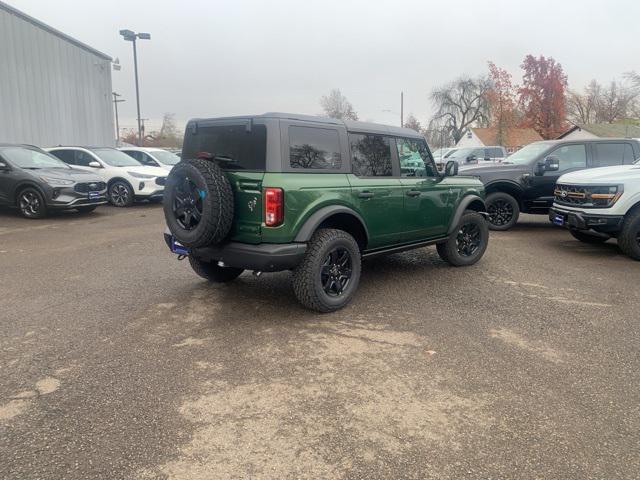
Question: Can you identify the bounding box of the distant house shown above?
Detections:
[558,123,640,140]
[455,127,543,153]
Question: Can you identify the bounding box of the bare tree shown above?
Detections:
[320,89,359,120]
[403,114,422,132]
[567,79,639,125]
[429,76,491,144]
[567,80,600,124]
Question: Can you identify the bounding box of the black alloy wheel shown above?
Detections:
[487,199,514,227]
[110,183,131,207]
[19,189,44,218]
[320,247,353,297]
[456,222,482,257]
[172,176,204,231]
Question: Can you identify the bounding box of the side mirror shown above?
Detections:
[466,154,477,164]
[544,156,560,172]
[0,160,9,171]
[88,161,101,168]
[444,160,458,176]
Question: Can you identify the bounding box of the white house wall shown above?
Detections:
[0,4,115,147]
[455,130,484,148]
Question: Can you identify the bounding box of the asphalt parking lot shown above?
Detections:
[1,205,638,479]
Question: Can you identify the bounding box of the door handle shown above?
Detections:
[358,191,374,199]
[406,190,421,197]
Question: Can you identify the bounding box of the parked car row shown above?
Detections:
[0,144,180,217]
[434,146,508,171]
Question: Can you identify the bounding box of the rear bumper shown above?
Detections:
[164,232,307,272]
[549,207,624,232]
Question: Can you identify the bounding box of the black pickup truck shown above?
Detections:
[459,138,640,230]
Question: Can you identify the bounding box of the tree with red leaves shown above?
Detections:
[518,55,568,139]
[486,62,518,145]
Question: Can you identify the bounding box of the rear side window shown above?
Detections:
[350,133,392,177]
[289,126,342,170]
[593,143,634,167]
[50,149,75,164]
[183,124,267,170]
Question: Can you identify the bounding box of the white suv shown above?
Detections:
[47,147,167,207]
[119,147,180,172]
[550,162,640,260]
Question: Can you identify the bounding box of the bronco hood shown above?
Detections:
[558,165,640,184]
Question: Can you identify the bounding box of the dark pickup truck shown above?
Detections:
[459,138,640,230]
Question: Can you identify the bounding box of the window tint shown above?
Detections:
[75,151,96,167]
[289,126,342,170]
[139,153,157,166]
[50,149,75,165]
[350,133,392,176]
[593,143,634,167]
[123,150,142,162]
[548,144,587,172]
[396,137,438,177]
[182,124,267,170]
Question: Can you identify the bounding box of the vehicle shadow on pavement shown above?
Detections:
[553,239,626,259]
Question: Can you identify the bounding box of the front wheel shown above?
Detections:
[618,209,640,260]
[18,188,47,219]
[569,229,609,244]
[486,192,520,231]
[292,229,361,313]
[437,211,489,266]
[188,255,244,282]
[109,181,134,207]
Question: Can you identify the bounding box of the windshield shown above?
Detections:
[443,148,459,158]
[1,147,70,169]
[93,148,142,167]
[503,142,553,165]
[151,150,180,165]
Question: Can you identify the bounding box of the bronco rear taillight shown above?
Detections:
[264,188,284,227]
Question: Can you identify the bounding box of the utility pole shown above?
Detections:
[400,91,404,128]
[119,29,151,146]
[112,92,125,145]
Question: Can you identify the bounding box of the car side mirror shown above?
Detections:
[88,161,101,168]
[0,160,9,171]
[445,160,458,176]
[544,156,559,171]
[466,154,477,163]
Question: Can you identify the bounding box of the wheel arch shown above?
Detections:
[447,194,487,235]
[108,177,134,191]
[484,180,524,206]
[13,181,47,206]
[294,206,369,250]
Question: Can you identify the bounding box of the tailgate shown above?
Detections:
[226,171,264,244]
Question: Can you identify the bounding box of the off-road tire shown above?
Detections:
[437,211,489,266]
[618,209,640,260]
[292,229,361,313]
[188,255,244,282]
[486,192,520,231]
[164,158,234,248]
[108,180,134,207]
[17,187,47,219]
[569,229,610,244]
[76,205,98,214]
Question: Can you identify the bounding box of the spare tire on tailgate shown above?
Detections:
[163,158,234,248]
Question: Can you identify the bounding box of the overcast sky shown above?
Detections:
[8,0,640,130]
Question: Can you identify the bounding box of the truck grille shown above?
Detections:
[554,184,588,206]
[554,184,622,208]
[75,182,106,193]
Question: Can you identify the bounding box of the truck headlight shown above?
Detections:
[587,185,623,207]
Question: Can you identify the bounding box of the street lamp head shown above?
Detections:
[119,29,136,41]
[137,33,151,40]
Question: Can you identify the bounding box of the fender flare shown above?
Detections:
[484,179,525,195]
[294,205,370,243]
[447,194,487,234]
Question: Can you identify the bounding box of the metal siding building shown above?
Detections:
[0,1,115,147]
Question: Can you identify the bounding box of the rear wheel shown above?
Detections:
[437,211,489,266]
[486,192,520,231]
[569,229,609,244]
[292,229,361,313]
[188,255,244,282]
[17,188,47,219]
[618,209,640,260]
[109,181,134,207]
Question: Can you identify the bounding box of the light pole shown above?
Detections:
[119,29,150,146]
[112,92,125,145]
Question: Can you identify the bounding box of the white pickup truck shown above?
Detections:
[549,162,640,260]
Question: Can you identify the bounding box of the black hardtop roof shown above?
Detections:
[187,112,425,138]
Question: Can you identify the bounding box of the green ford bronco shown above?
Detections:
[163,113,489,312]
